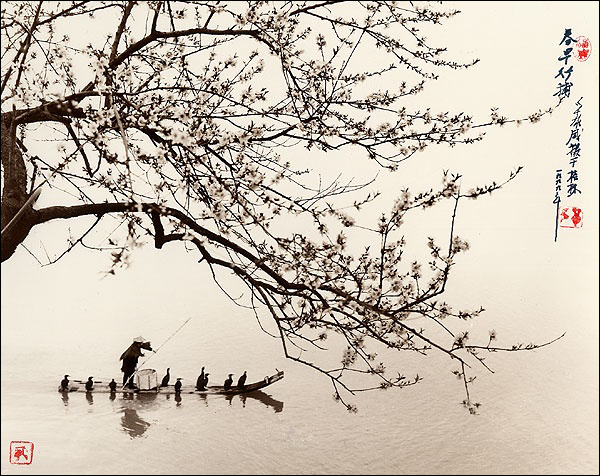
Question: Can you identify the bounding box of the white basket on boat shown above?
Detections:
[136,369,158,390]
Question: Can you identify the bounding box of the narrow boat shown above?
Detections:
[59,369,284,395]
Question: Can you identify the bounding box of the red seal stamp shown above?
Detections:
[559,206,583,228]
[9,441,34,465]
[575,36,591,62]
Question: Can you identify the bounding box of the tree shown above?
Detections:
[1,1,561,412]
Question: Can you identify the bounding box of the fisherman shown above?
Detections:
[224,373,234,391]
[60,374,70,391]
[109,379,117,392]
[85,376,94,391]
[196,367,205,390]
[120,336,153,388]
[237,371,247,389]
[160,368,171,387]
[174,378,183,393]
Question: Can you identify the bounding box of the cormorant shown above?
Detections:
[174,378,182,393]
[224,373,234,391]
[60,374,70,391]
[85,376,94,391]
[237,371,247,389]
[202,373,210,390]
[196,367,205,390]
[109,379,117,392]
[160,368,170,387]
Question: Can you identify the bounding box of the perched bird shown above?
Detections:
[237,371,247,389]
[160,368,170,387]
[202,373,210,390]
[109,379,117,392]
[224,373,234,391]
[196,367,205,390]
[174,378,183,393]
[85,376,94,391]
[60,374,70,391]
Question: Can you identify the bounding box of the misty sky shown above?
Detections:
[1,1,598,391]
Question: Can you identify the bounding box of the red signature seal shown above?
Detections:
[559,207,583,228]
[575,36,591,62]
[9,441,34,465]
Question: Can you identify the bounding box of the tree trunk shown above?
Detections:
[1,114,35,262]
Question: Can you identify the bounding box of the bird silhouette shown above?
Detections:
[174,378,182,393]
[160,368,170,387]
[224,373,234,391]
[237,371,247,389]
[196,367,205,390]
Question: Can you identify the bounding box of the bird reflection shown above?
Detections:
[175,393,182,407]
[85,391,94,405]
[197,393,208,407]
[60,390,69,406]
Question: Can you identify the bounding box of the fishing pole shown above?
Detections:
[121,316,192,390]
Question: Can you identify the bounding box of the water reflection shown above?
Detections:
[198,393,208,407]
[133,392,161,409]
[243,391,284,413]
[222,391,284,412]
[58,387,283,439]
[60,390,69,406]
[121,406,151,438]
[120,393,153,439]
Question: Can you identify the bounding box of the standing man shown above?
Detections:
[120,336,153,388]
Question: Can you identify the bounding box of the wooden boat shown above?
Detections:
[59,370,284,395]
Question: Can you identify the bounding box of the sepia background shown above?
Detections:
[2,2,598,474]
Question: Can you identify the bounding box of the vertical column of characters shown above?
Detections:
[552,28,591,240]
[560,98,583,230]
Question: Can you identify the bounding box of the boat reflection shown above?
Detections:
[224,390,283,412]
[59,387,283,432]
[242,390,284,413]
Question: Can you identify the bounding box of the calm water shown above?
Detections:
[1,226,598,475]
[1,298,598,475]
